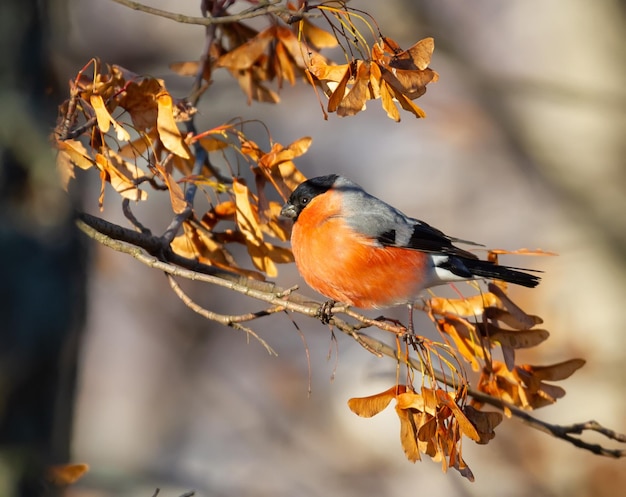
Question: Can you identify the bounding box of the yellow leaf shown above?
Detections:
[90,94,112,133]
[156,92,191,159]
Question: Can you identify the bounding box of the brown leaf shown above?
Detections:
[484,307,543,330]
[217,27,274,70]
[118,77,163,130]
[155,164,186,214]
[379,78,400,121]
[301,19,338,49]
[327,61,353,113]
[233,179,278,276]
[90,93,130,141]
[46,463,89,486]
[435,389,480,442]
[436,316,485,371]
[347,385,401,418]
[486,324,550,349]
[307,54,351,83]
[156,92,191,159]
[171,222,265,280]
[95,153,148,202]
[56,139,95,189]
[396,405,422,462]
[388,37,435,71]
[462,405,502,444]
[488,283,542,330]
[338,61,371,116]
[519,359,586,382]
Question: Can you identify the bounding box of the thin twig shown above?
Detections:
[109,0,288,26]
[166,273,278,354]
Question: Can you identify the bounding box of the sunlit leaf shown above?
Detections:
[156,92,191,159]
[430,293,501,318]
[301,19,338,49]
[347,386,400,418]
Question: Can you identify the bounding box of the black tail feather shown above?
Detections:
[462,258,541,288]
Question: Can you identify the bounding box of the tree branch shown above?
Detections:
[109,0,289,26]
[76,212,626,459]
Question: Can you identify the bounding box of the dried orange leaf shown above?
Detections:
[437,317,484,371]
[347,386,399,418]
[327,61,352,113]
[307,54,350,83]
[46,463,89,486]
[56,139,94,171]
[430,293,501,317]
[489,248,558,257]
[435,390,480,442]
[338,61,370,117]
[233,179,278,276]
[217,28,274,70]
[155,164,186,214]
[95,153,147,201]
[90,94,130,141]
[156,92,191,159]
[301,19,338,49]
[396,406,421,462]
[388,37,435,71]
[380,79,400,121]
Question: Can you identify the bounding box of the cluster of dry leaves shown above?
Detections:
[52,0,589,484]
[348,273,584,480]
[172,2,438,120]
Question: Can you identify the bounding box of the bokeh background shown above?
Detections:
[2,0,625,496]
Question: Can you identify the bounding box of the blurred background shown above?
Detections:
[1,0,625,496]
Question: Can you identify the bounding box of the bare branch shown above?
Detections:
[76,213,626,459]
[166,273,278,355]
[109,0,289,26]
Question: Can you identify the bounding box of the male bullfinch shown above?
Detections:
[280,174,539,309]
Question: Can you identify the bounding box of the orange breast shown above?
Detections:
[291,192,429,309]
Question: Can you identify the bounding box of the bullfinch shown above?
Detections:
[280,174,539,309]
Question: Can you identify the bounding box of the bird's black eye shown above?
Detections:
[301,196,310,205]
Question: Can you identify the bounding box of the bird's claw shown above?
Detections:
[317,300,336,324]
